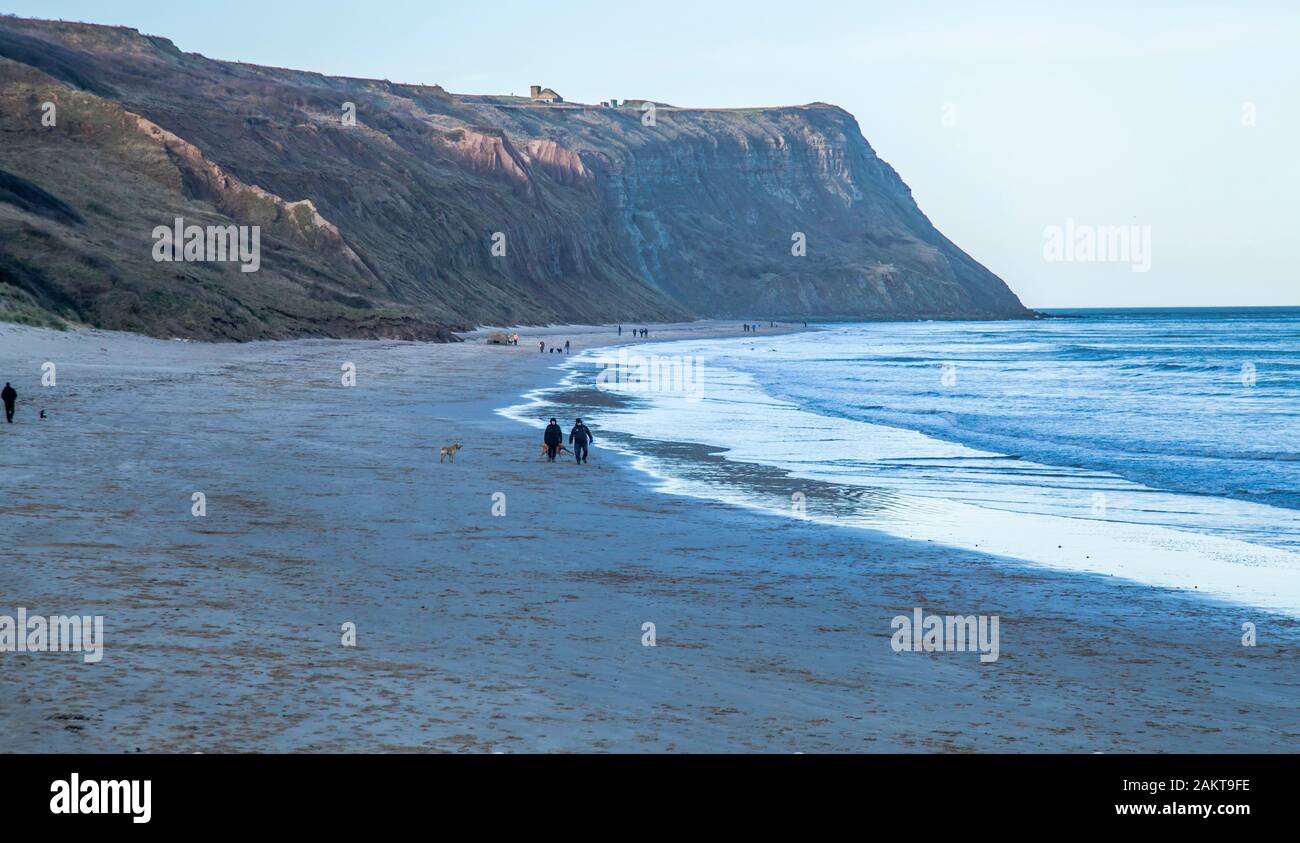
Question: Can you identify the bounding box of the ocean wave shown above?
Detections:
[517,328,1300,616]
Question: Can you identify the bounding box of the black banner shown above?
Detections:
[6,754,1285,829]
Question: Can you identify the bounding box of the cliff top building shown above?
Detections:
[529,85,563,103]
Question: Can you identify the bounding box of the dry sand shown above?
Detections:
[0,319,1296,752]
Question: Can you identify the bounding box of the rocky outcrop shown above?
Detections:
[0,16,1028,340]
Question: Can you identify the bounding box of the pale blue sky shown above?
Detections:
[7,0,1297,307]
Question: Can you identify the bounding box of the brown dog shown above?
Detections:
[440,443,463,463]
[540,442,569,459]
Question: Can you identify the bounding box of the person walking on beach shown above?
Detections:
[565,340,570,353]
[569,418,594,464]
[539,341,545,353]
[544,418,563,462]
[618,324,622,336]
[1,382,15,423]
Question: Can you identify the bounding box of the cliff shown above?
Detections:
[0,16,1029,340]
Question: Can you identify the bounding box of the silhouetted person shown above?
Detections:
[539,341,545,353]
[569,418,594,464]
[1,382,14,423]
[565,340,570,353]
[618,325,622,336]
[544,418,563,461]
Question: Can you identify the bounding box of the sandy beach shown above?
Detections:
[1,319,1297,753]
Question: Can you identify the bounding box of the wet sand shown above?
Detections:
[0,320,1296,752]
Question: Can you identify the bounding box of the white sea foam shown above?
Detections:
[503,334,1300,617]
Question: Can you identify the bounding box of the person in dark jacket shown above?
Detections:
[1,382,15,423]
[543,418,563,461]
[568,418,594,464]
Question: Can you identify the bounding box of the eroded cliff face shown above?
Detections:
[578,106,1026,319]
[0,16,1027,340]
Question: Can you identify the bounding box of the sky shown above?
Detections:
[6,0,1297,308]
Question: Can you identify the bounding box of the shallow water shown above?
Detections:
[517,309,1300,615]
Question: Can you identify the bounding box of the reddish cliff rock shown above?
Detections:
[0,17,1027,340]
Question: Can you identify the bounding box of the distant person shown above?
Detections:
[569,418,594,464]
[1,382,14,423]
[565,340,570,353]
[539,341,545,353]
[618,325,622,336]
[544,418,563,461]
[743,323,749,332]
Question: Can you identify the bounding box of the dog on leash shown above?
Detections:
[540,442,570,459]
[439,442,463,463]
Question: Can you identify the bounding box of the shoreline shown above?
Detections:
[1,320,1297,752]
[534,333,1300,617]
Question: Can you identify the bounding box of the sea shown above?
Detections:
[506,308,1300,616]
